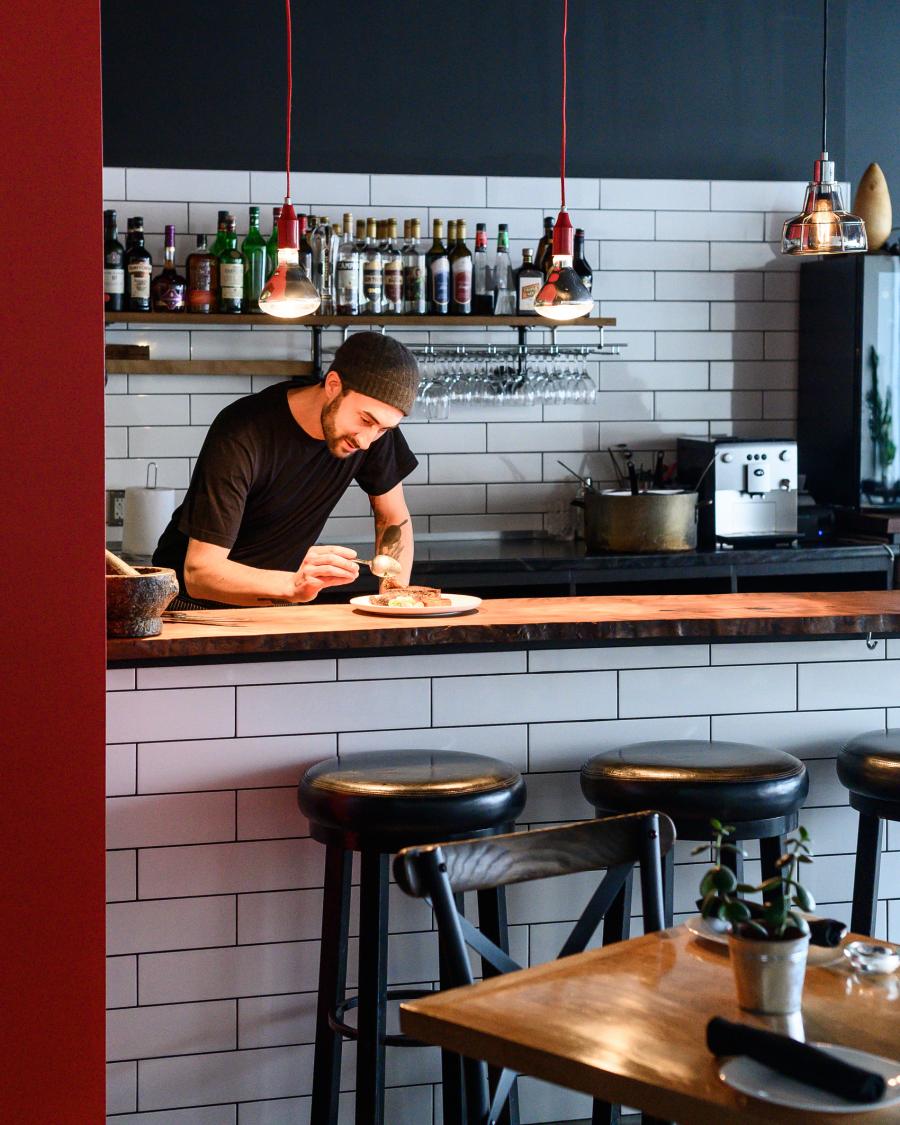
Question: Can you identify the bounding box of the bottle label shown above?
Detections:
[363,262,383,298]
[384,260,403,302]
[156,282,185,311]
[518,277,541,311]
[128,262,151,299]
[336,260,359,295]
[104,268,124,295]
[220,262,243,299]
[452,259,473,304]
[189,259,215,294]
[403,263,425,305]
[430,258,450,307]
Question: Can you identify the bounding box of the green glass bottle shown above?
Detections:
[218,215,244,314]
[209,210,229,259]
[242,206,267,312]
[266,206,282,279]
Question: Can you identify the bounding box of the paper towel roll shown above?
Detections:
[122,487,176,558]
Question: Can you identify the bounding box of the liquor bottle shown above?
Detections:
[446,219,458,258]
[151,224,187,312]
[449,219,473,315]
[472,223,494,314]
[298,215,314,282]
[355,219,367,255]
[426,219,450,315]
[573,227,593,294]
[535,216,555,277]
[335,212,360,315]
[266,206,282,278]
[403,218,427,315]
[515,248,543,314]
[362,217,384,315]
[493,224,516,315]
[103,209,125,311]
[312,216,338,315]
[124,217,153,312]
[209,210,229,259]
[401,219,412,256]
[383,218,403,314]
[186,234,218,314]
[242,206,268,313]
[218,215,244,313]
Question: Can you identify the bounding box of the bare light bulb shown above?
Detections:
[258,199,321,318]
[781,154,867,255]
[534,207,594,321]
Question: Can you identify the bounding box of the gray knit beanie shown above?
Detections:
[330,332,420,415]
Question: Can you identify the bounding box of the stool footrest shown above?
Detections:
[331,988,432,1048]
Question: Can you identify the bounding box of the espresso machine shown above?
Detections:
[677,437,799,549]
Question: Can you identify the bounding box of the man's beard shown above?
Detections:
[320,396,359,458]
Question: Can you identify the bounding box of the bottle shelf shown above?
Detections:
[104,312,615,328]
[105,359,315,376]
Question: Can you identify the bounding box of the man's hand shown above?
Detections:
[290,544,359,603]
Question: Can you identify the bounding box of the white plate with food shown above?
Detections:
[350,590,482,617]
[684,914,846,967]
[719,1043,900,1113]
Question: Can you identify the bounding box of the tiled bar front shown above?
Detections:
[106,639,900,1124]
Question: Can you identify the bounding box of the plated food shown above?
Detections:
[368,578,451,609]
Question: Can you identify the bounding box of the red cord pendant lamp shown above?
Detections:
[259,0,320,317]
[534,0,594,321]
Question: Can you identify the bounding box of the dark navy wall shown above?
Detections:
[102,0,898,191]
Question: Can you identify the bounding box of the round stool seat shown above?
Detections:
[581,740,808,825]
[838,730,900,802]
[299,749,526,848]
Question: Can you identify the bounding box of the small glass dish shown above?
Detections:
[843,940,900,975]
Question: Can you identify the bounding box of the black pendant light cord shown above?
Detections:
[822,0,828,154]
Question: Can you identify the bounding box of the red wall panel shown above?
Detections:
[1,1,106,1120]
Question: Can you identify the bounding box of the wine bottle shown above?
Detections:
[573,227,593,294]
[446,219,458,258]
[403,218,427,315]
[218,214,244,314]
[186,234,218,314]
[493,223,516,315]
[535,215,555,277]
[336,212,360,315]
[426,219,450,315]
[103,209,125,311]
[362,217,384,315]
[383,218,403,314]
[209,210,229,259]
[151,224,187,312]
[472,222,494,314]
[515,248,543,315]
[266,206,282,278]
[124,217,153,313]
[449,219,473,315]
[241,206,267,313]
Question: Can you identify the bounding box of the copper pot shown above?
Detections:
[576,489,699,553]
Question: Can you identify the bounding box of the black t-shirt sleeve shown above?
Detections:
[176,417,254,549]
[354,426,418,496]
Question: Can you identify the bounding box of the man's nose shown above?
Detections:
[354,432,373,450]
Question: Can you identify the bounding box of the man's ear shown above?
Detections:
[323,369,343,399]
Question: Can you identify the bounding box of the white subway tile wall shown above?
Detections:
[104,168,802,544]
[106,640,900,1122]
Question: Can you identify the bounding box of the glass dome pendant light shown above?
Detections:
[259,0,320,318]
[781,0,867,255]
[534,0,594,321]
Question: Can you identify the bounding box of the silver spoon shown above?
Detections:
[356,553,403,578]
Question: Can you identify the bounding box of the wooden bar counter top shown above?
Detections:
[107,590,900,664]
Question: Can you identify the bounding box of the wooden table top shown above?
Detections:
[107,589,900,663]
[400,926,900,1124]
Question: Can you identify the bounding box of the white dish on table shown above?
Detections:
[349,593,482,618]
[684,914,845,967]
[719,1042,900,1113]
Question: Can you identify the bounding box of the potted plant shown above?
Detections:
[695,819,815,1015]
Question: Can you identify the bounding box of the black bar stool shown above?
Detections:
[298,749,526,1125]
[580,740,808,928]
[837,730,900,935]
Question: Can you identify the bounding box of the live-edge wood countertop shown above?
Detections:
[107,590,900,665]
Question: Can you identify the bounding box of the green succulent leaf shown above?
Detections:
[691,843,710,856]
[710,866,737,893]
[735,883,757,894]
[699,870,718,896]
[723,900,751,923]
[709,818,723,832]
[758,876,783,892]
[798,826,810,842]
[789,911,811,936]
[741,921,770,939]
[798,854,813,863]
[793,885,816,912]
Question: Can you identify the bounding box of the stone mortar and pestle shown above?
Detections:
[106,549,179,637]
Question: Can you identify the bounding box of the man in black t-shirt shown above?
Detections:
[153,332,420,607]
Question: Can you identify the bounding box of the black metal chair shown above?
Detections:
[837,730,900,935]
[580,740,809,928]
[394,810,677,1125]
[298,749,526,1125]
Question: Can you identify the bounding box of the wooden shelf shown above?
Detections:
[104,312,615,328]
[105,359,314,376]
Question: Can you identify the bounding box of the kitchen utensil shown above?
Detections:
[105,548,141,577]
[652,450,666,488]
[556,459,595,490]
[107,565,179,637]
[357,554,403,578]
[574,489,699,553]
[626,460,639,496]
